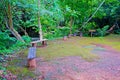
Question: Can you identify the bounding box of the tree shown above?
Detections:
[7,1,24,42]
[80,0,105,30]
[2,0,24,42]
[38,0,43,40]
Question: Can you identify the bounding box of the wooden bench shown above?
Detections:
[27,39,47,69]
[31,39,48,47]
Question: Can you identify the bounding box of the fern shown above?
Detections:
[97,25,109,37]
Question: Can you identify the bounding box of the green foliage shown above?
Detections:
[0,0,120,54]
[72,25,79,34]
[22,36,31,44]
[7,66,35,79]
[0,31,31,55]
[83,22,97,31]
[59,27,70,36]
[44,28,62,40]
[97,25,109,37]
[52,28,63,38]
[0,31,16,54]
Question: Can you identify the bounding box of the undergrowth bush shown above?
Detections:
[59,27,70,36]
[97,25,109,37]
[0,32,31,55]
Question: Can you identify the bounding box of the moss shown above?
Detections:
[8,59,21,65]
[6,35,120,79]
[35,37,99,61]
[6,57,36,79]
[6,66,35,79]
[32,35,120,61]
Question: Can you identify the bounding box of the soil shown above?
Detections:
[35,44,120,80]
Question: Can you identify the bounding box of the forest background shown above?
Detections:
[0,0,120,55]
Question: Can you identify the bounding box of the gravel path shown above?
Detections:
[36,44,120,80]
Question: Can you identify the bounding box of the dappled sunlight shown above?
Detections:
[36,37,98,61]
[32,35,120,61]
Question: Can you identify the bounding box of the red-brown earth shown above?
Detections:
[36,44,120,80]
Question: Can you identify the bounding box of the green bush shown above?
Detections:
[44,32,54,40]
[44,27,70,40]
[44,30,62,40]
[97,25,109,37]
[72,25,79,34]
[83,22,97,31]
[22,36,31,44]
[59,27,70,36]
[0,31,31,55]
[0,31,16,55]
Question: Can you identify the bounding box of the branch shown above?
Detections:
[17,26,28,36]
[4,18,16,37]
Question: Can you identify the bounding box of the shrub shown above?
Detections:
[59,27,70,36]
[97,25,109,37]
[0,31,31,55]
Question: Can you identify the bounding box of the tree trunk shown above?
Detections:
[18,26,28,36]
[8,2,24,42]
[38,0,43,40]
[69,17,73,35]
[4,18,17,36]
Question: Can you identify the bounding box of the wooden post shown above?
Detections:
[80,32,83,37]
[89,30,96,37]
[27,43,37,70]
[69,17,73,37]
[42,40,47,46]
[63,36,67,41]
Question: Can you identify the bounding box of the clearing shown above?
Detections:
[6,35,120,80]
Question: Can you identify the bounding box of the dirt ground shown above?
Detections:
[35,39,120,80]
[4,35,120,80]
